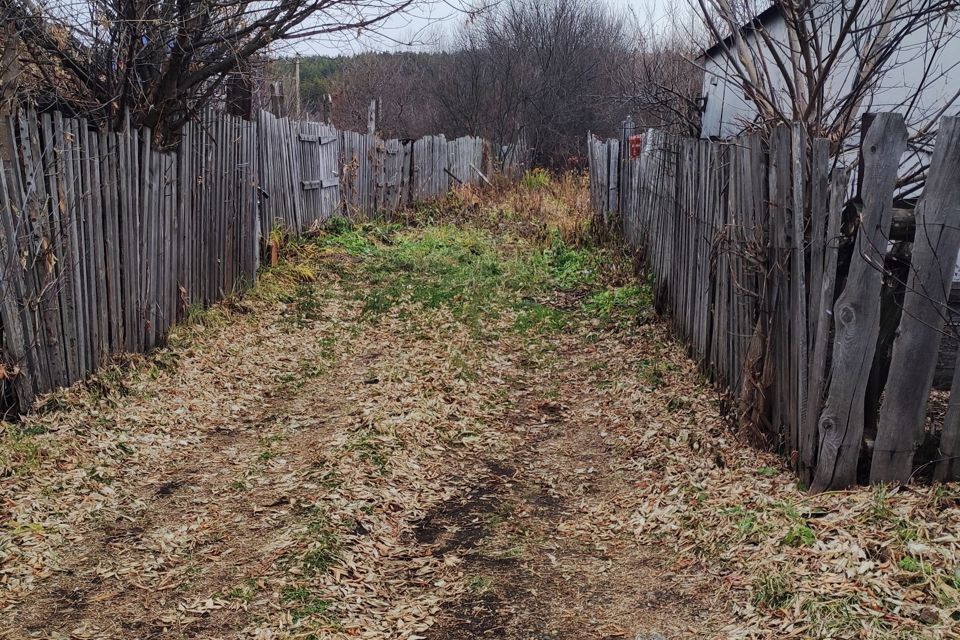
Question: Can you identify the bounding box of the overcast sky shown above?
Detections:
[287,0,677,58]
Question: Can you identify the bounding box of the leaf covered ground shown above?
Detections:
[0,178,958,639]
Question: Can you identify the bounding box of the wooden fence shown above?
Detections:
[0,108,519,414]
[589,113,960,488]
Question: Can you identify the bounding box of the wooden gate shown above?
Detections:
[298,121,339,226]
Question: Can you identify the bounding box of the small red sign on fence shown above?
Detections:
[628,134,643,159]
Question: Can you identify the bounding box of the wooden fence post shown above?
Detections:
[803,164,848,486]
[870,116,960,484]
[791,124,808,473]
[811,113,907,492]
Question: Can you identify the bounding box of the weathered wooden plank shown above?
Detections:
[0,158,37,406]
[67,117,92,375]
[39,112,70,387]
[870,117,960,484]
[4,113,47,396]
[790,124,808,475]
[98,130,122,354]
[937,349,960,481]
[800,138,831,482]
[127,120,143,352]
[74,118,100,370]
[803,167,848,486]
[767,125,792,451]
[812,113,907,492]
[9,113,51,395]
[83,124,107,365]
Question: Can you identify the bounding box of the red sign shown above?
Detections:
[629,134,643,159]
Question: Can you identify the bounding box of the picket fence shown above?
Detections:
[589,113,960,488]
[0,108,522,414]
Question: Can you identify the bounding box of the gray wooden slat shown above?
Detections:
[812,113,908,492]
[6,112,49,395]
[800,139,831,483]
[790,124,809,476]
[39,112,69,387]
[97,131,121,354]
[870,117,960,483]
[0,158,37,406]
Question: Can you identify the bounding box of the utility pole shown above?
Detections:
[367,98,377,135]
[293,56,301,116]
[322,94,332,124]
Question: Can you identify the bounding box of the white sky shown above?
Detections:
[286,0,676,58]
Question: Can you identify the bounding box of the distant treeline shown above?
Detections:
[277,0,702,167]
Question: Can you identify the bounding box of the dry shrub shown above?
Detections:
[398,171,595,250]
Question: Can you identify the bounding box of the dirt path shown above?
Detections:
[0,217,723,639]
[2,203,957,640]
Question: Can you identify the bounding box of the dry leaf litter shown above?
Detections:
[0,182,956,640]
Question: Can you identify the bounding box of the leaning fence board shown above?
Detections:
[803,167,848,485]
[0,159,36,406]
[811,114,908,492]
[871,117,960,484]
[790,124,808,477]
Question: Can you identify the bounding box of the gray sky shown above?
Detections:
[287,0,675,57]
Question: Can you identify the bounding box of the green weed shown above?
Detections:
[279,284,324,327]
[302,512,341,573]
[542,233,596,289]
[513,300,568,334]
[0,423,46,476]
[280,585,334,623]
[634,358,673,389]
[898,556,930,574]
[752,571,793,609]
[521,168,550,190]
[226,580,258,602]
[801,595,862,638]
[782,524,816,547]
[582,284,652,327]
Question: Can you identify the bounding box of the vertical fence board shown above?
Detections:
[811,114,908,492]
[872,118,960,483]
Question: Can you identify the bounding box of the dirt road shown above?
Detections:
[2,200,956,639]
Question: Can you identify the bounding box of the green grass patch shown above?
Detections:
[898,555,930,574]
[582,284,652,327]
[280,585,335,623]
[782,523,816,547]
[0,423,47,476]
[302,511,342,573]
[466,575,494,594]
[226,579,258,602]
[752,571,793,609]
[278,284,324,328]
[801,595,864,637]
[513,300,568,334]
[634,357,674,389]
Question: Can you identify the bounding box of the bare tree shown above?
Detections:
[607,11,705,136]
[693,0,960,188]
[431,0,632,166]
[329,52,439,138]
[2,0,422,140]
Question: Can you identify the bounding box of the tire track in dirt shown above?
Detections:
[421,331,723,639]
